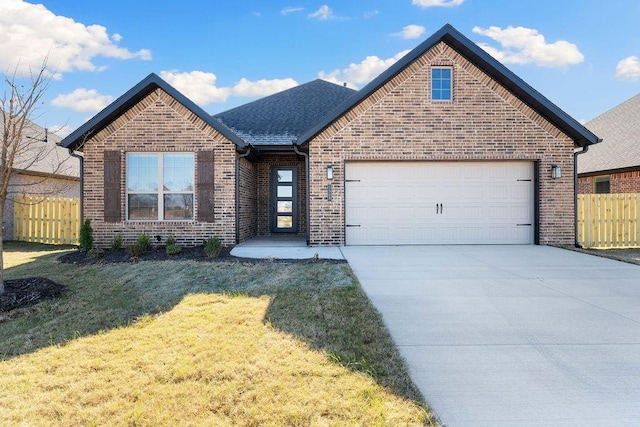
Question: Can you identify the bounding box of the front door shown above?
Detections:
[271,167,298,233]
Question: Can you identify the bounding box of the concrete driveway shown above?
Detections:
[341,245,640,427]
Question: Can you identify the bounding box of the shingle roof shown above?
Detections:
[214,79,356,146]
[296,23,600,148]
[0,119,79,178]
[60,73,247,151]
[578,93,640,174]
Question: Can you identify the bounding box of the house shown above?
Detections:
[577,93,640,194]
[60,24,599,248]
[0,119,80,240]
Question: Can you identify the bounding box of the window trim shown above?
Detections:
[594,175,611,194]
[431,66,453,102]
[126,152,195,221]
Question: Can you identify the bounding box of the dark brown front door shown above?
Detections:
[271,167,298,233]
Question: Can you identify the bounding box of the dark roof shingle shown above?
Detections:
[214,79,356,146]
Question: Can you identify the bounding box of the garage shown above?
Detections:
[344,161,535,245]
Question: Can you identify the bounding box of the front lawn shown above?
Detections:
[0,242,437,426]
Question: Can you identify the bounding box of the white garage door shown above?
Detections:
[345,161,534,245]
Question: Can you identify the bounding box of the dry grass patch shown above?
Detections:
[0,243,437,426]
[1,293,431,425]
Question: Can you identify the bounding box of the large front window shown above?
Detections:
[126,153,194,220]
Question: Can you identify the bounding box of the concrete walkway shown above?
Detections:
[341,245,640,427]
[230,236,344,260]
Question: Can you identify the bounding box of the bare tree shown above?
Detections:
[0,63,55,294]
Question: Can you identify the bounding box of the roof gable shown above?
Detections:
[214,79,356,146]
[60,73,247,151]
[578,92,640,174]
[297,24,599,147]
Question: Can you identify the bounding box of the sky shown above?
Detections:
[2,0,640,137]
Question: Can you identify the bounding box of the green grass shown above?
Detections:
[0,242,437,426]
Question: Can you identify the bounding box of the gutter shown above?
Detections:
[68,149,84,223]
[293,144,310,246]
[235,148,252,244]
[574,145,590,248]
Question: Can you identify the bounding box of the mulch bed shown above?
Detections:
[57,245,347,265]
[0,277,65,313]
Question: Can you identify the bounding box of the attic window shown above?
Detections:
[431,66,452,101]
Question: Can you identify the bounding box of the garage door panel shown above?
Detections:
[345,161,534,245]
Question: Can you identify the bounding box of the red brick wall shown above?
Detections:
[255,153,306,236]
[307,42,576,246]
[579,171,640,194]
[82,88,238,248]
[238,157,257,242]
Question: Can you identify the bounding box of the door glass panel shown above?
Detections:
[278,170,293,183]
[277,185,292,198]
[277,216,293,228]
[277,201,293,213]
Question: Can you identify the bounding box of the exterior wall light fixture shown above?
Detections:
[327,165,334,180]
[551,164,562,179]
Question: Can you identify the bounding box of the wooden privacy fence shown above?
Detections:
[577,193,640,248]
[13,195,80,245]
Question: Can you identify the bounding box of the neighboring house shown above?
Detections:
[0,120,80,240]
[578,93,640,194]
[60,24,598,248]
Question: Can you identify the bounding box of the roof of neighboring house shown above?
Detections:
[296,23,600,148]
[214,79,356,146]
[0,119,79,179]
[60,73,247,151]
[578,93,640,175]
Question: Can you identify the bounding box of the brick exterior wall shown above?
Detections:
[255,153,306,236]
[578,171,640,194]
[238,157,257,242]
[307,42,576,246]
[82,88,238,248]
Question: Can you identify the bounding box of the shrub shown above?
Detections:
[110,234,123,250]
[165,235,181,256]
[203,237,222,258]
[127,232,152,257]
[87,247,105,258]
[78,219,93,252]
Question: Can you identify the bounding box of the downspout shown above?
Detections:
[235,148,252,244]
[68,149,84,223]
[293,143,310,246]
[574,145,589,248]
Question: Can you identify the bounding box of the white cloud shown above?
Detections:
[318,50,411,88]
[0,0,151,79]
[309,5,335,21]
[472,26,584,67]
[160,70,232,105]
[160,70,299,105]
[393,25,426,40]
[232,77,298,97]
[412,0,464,8]
[364,10,379,19]
[281,6,304,15]
[615,56,640,81]
[51,88,114,112]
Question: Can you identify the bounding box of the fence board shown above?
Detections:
[13,195,80,245]
[577,193,640,248]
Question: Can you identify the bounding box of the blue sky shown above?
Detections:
[3,0,640,136]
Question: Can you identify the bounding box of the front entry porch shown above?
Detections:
[231,235,344,260]
[237,151,308,243]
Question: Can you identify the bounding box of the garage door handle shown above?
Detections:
[436,203,443,214]
[346,224,361,227]
[517,224,532,226]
